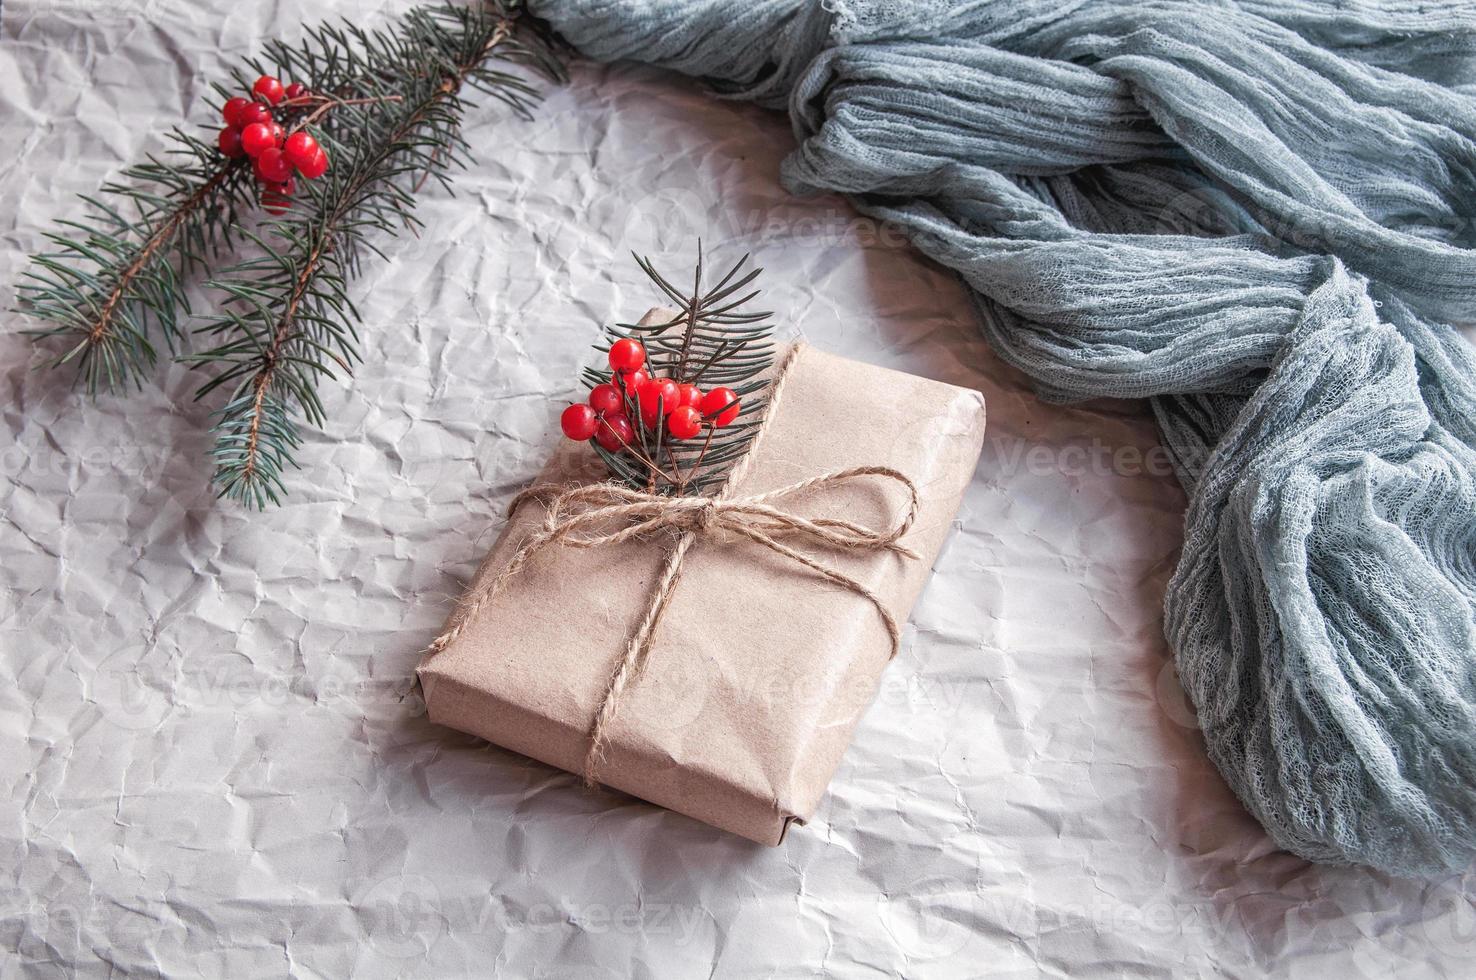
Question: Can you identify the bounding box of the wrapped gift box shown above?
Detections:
[419,330,986,844]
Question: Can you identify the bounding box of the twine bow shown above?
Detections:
[423,464,920,786]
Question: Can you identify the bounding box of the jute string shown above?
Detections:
[422,344,920,785]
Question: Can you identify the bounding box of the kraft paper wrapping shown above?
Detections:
[418,335,986,844]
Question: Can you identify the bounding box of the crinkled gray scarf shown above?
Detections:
[530,0,1476,876]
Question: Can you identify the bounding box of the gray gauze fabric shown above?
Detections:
[529,0,1476,875]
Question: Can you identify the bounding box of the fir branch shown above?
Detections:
[17,137,252,393]
[193,2,563,507]
[14,0,563,506]
[16,14,420,394]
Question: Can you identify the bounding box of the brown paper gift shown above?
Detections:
[418,328,986,845]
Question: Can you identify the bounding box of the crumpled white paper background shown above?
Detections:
[2,1,1473,975]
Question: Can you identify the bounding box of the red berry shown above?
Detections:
[217,127,245,158]
[283,131,319,168]
[238,101,272,127]
[284,82,308,101]
[240,122,275,157]
[297,146,329,180]
[677,383,702,409]
[268,121,285,146]
[595,414,635,453]
[222,97,252,128]
[253,75,285,105]
[560,403,598,441]
[637,377,679,420]
[616,368,648,396]
[700,387,741,426]
[254,147,293,183]
[608,338,645,373]
[588,383,624,416]
[261,188,291,216]
[667,406,703,440]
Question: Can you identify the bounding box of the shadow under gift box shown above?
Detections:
[418,340,986,844]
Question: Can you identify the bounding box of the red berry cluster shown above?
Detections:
[217,75,331,214]
[559,338,742,451]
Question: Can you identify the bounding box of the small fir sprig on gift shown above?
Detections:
[558,247,775,496]
[15,1,564,509]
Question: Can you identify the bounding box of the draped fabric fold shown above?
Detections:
[530,0,1476,875]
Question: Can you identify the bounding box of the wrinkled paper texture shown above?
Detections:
[1,0,1473,975]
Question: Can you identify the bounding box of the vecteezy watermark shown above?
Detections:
[717,657,975,730]
[1149,183,1473,254]
[89,644,967,737]
[2,895,170,968]
[876,877,981,961]
[92,657,426,732]
[610,186,914,255]
[1155,658,1201,731]
[987,435,1180,481]
[355,874,446,959]
[1420,873,1476,962]
[353,875,707,959]
[870,882,1246,965]
[1150,186,1249,240]
[0,441,174,489]
[553,900,705,945]
[25,0,166,19]
[608,645,712,733]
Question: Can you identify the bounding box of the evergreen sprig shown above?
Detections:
[17,133,251,393]
[15,1,564,508]
[190,3,561,507]
[16,19,403,394]
[583,247,776,497]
